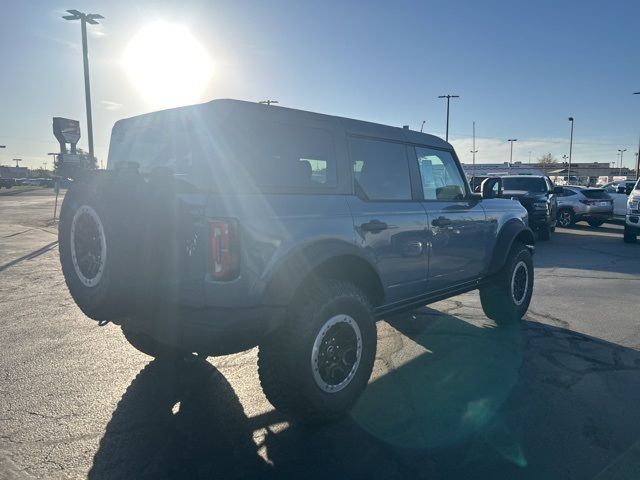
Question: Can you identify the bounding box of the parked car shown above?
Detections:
[556,186,613,227]
[0,177,15,189]
[602,180,637,219]
[499,175,560,241]
[58,99,535,422]
[624,179,640,243]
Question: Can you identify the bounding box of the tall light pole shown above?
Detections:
[634,93,640,177]
[63,10,103,164]
[568,117,574,184]
[13,159,22,168]
[438,94,459,142]
[470,121,478,172]
[420,120,426,133]
[618,148,627,175]
[508,139,517,172]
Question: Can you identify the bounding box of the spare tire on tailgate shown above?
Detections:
[59,170,146,321]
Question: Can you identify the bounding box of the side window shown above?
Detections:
[563,188,577,197]
[349,138,412,200]
[544,177,553,192]
[415,147,466,201]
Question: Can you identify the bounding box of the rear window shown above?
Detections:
[109,115,337,193]
[502,177,547,192]
[581,189,609,199]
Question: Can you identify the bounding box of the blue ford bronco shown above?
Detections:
[59,99,534,422]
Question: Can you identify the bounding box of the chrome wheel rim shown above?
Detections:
[70,205,107,288]
[311,314,362,393]
[511,260,529,306]
[558,212,571,227]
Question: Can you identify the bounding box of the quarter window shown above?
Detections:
[415,147,466,201]
[349,138,412,200]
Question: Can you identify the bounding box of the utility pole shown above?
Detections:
[420,120,426,133]
[259,100,279,106]
[634,93,640,178]
[438,94,459,142]
[568,117,574,184]
[618,148,627,176]
[63,10,103,164]
[13,159,22,168]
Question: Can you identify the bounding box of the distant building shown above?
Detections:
[462,161,636,185]
[0,166,29,179]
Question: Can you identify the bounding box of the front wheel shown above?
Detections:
[538,225,551,241]
[480,243,534,325]
[624,225,637,244]
[258,280,376,424]
[557,209,574,228]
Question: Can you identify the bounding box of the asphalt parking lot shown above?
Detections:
[1,190,640,480]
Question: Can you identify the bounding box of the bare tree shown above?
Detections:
[537,153,557,165]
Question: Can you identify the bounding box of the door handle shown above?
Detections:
[360,220,388,233]
[432,217,452,227]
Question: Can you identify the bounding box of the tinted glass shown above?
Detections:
[415,147,466,201]
[562,188,578,197]
[502,177,547,192]
[582,189,609,199]
[350,138,411,200]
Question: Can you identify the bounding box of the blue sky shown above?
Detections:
[1,0,639,169]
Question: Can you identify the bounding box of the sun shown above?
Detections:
[123,21,214,109]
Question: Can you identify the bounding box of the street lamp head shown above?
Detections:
[63,10,103,24]
[633,92,640,95]
[568,116,574,122]
[508,138,517,142]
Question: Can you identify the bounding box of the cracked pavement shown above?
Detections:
[2,190,640,479]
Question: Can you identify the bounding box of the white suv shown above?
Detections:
[624,179,640,243]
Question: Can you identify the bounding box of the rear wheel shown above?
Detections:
[588,219,605,228]
[624,225,637,243]
[480,243,534,325]
[557,209,574,228]
[258,280,376,424]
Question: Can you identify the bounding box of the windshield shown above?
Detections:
[502,177,547,192]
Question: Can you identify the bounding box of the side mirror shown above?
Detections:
[553,186,564,195]
[481,177,503,199]
[626,185,633,195]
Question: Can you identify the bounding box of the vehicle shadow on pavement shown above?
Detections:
[89,309,640,480]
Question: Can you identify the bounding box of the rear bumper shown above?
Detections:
[120,304,286,356]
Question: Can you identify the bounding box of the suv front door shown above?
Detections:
[347,137,430,304]
[414,146,490,291]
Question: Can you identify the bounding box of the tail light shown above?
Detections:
[209,219,240,280]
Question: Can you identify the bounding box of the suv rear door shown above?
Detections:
[347,136,429,304]
[414,146,490,291]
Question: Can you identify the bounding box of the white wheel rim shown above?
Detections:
[70,205,107,288]
[311,314,362,393]
[511,260,529,306]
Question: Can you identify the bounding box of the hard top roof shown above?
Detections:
[111,98,451,149]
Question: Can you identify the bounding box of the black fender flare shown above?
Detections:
[487,219,535,276]
[260,239,384,307]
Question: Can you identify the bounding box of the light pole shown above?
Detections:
[63,10,103,164]
[618,148,627,175]
[634,93,640,177]
[420,120,426,133]
[13,159,22,168]
[470,121,478,173]
[438,94,459,142]
[568,117,574,183]
[259,100,279,106]
[508,139,517,171]
[528,151,532,165]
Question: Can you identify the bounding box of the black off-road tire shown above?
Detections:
[480,243,534,325]
[58,173,144,321]
[258,280,377,424]
[624,225,637,244]
[588,219,605,228]
[557,208,575,228]
[538,225,551,241]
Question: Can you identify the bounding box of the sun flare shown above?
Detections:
[123,21,213,109]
